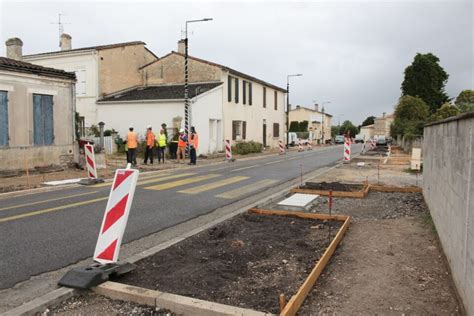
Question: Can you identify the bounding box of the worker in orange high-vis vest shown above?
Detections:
[144,125,156,165]
[176,128,187,164]
[188,126,199,165]
[126,125,138,166]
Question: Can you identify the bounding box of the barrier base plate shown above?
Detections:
[78,178,105,185]
[58,262,136,289]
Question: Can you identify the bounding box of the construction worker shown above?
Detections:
[188,126,199,165]
[144,125,155,164]
[126,125,138,166]
[156,129,167,164]
[176,129,187,163]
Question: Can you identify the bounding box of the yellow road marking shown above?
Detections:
[0,191,99,212]
[91,172,195,188]
[0,197,108,223]
[288,157,300,160]
[231,165,261,172]
[178,176,249,194]
[215,179,278,199]
[144,174,220,191]
[264,159,284,165]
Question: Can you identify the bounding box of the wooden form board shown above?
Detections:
[290,182,370,198]
[370,184,422,193]
[248,208,351,316]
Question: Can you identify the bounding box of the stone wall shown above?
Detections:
[423,112,474,315]
[0,145,74,171]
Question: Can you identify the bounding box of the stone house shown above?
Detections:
[374,112,395,138]
[0,38,76,171]
[23,34,158,129]
[288,105,333,143]
[358,124,374,140]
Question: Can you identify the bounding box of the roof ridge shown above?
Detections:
[0,57,76,80]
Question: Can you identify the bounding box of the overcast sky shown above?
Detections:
[1,0,472,125]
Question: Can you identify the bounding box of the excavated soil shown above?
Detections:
[302,181,364,192]
[120,213,342,314]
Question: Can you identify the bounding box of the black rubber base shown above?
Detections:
[78,178,105,185]
[58,262,136,289]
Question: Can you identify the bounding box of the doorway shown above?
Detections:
[262,123,267,147]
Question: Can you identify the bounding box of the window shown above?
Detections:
[0,91,8,146]
[242,121,247,140]
[33,94,54,146]
[263,87,266,108]
[274,90,278,110]
[75,69,86,95]
[232,120,246,140]
[235,78,239,103]
[273,123,280,138]
[243,80,247,105]
[249,83,252,105]
[227,75,232,102]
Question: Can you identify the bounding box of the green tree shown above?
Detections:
[401,53,450,113]
[339,120,358,137]
[298,120,309,132]
[361,116,376,126]
[455,90,474,113]
[289,121,300,132]
[430,103,460,121]
[391,96,429,139]
[331,126,340,137]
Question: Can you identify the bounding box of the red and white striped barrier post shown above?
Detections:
[279,140,285,155]
[343,137,351,163]
[94,167,139,264]
[85,143,97,179]
[306,140,313,151]
[298,141,304,152]
[225,139,232,161]
[58,166,139,289]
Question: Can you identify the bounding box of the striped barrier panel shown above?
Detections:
[225,139,232,160]
[85,143,98,179]
[344,138,351,163]
[279,140,285,155]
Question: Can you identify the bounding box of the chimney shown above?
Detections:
[60,33,72,51]
[177,39,186,54]
[315,104,319,112]
[6,37,23,60]
[382,112,386,118]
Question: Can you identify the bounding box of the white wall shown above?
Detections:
[24,51,99,126]
[97,86,223,156]
[221,72,286,148]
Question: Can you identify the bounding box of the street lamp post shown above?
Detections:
[286,74,302,147]
[184,18,212,155]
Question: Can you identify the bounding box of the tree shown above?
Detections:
[331,126,340,137]
[455,90,474,113]
[298,120,309,132]
[391,96,429,139]
[430,103,460,121]
[339,120,358,137]
[401,53,450,113]
[289,121,300,132]
[361,116,376,127]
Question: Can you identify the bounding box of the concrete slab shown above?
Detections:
[277,193,319,207]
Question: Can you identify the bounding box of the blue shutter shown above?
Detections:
[33,94,43,145]
[43,95,54,145]
[0,91,8,146]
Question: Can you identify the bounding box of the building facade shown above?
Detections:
[23,34,158,128]
[288,105,333,143]
[374,112,395,138]
[0,40,76,171]
[359,124,374,140]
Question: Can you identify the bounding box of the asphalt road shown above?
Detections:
[0,144,361,289]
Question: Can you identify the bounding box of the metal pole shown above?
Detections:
[184,24,189,157]
[286,79,290,148]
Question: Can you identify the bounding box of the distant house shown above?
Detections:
[374,112,395,138]
[288,105,333,143]
[0,38,76,171]
[136,41,287,150]
[359,124,374,140]
[23,34,158,130]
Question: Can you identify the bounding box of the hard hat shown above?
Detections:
[179,128,184,133]
[147,125,152,129]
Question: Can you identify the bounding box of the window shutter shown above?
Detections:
[235,78,239,103]
[243,121,247,140]
[273,123,280,138]
[0,91,8,146]
[232,121,237,140]
[249,83,252,105]
[243,80,246,105]
[263,87,266,108]
[43,95,54,145]
[227,76,232,102]
[33,94,43,145]
[274,90,277,110]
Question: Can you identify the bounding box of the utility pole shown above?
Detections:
[183,18,213,156]
[286,74,302,147]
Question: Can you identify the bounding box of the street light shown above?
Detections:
[286,74,302,147]
[184,18,213,155]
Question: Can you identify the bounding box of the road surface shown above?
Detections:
[0,144,361,289]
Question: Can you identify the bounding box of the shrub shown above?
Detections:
[232,141,263,155]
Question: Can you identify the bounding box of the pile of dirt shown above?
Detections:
[45,293,171,315]
[120,213,341,314]
[303,181,364,192]
[311,191,428,220]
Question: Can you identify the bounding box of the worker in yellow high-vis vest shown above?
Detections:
[156,129,167,164]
